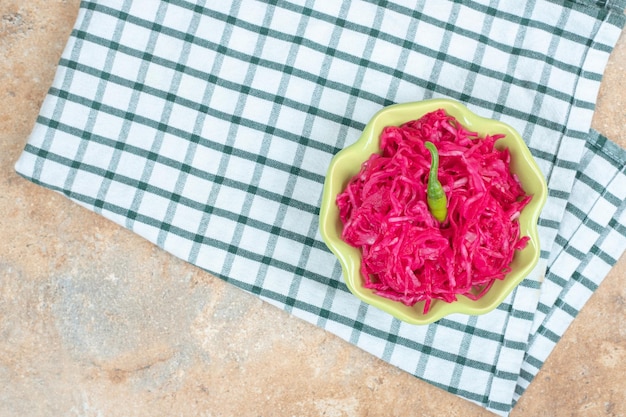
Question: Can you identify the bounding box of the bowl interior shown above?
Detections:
[319,98,547,325]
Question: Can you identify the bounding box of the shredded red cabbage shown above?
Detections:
[337,109,531,314]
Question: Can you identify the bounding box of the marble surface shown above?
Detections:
[1,2,624,416]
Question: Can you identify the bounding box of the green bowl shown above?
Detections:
[319,98,548,325]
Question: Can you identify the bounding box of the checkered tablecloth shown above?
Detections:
[15,0,626,415]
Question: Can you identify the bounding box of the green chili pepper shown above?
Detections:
[424,141,447,222]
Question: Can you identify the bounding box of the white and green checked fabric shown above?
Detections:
[14,0,626,415]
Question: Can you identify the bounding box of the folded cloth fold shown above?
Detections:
[14,0,626,415]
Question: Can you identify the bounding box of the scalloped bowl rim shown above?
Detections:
[319,98,548,325]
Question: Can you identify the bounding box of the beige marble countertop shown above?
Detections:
[1,2,624,416]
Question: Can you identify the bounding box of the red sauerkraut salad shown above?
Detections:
[336,109,531,314]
